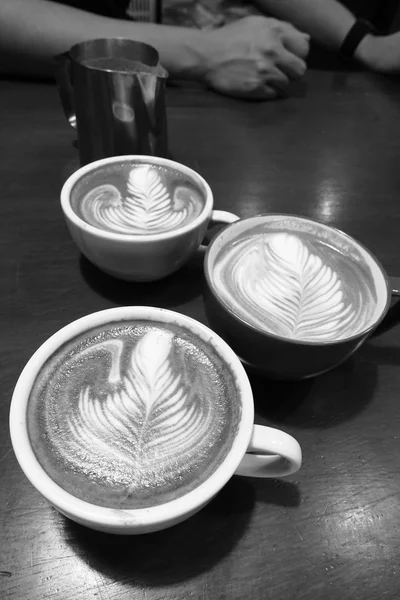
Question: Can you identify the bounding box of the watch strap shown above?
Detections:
[340,19,377,60]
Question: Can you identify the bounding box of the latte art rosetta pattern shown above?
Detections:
[216,233,367,341]
[80,166,201,234]
[49,330,217,497]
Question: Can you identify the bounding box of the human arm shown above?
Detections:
[0,0,309,99]
[0,0,208,80]
[253,0,400,73]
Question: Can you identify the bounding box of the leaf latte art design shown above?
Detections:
[49,330,217,500]
[217,233,365,341]
[80,166,201,234]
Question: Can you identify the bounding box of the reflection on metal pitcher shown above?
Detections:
[55,38,169,164]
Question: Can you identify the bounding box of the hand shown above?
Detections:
[356,32,400,74]
[201,16,310,100]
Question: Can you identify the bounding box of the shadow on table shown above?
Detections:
[63,477,301,585]
[251,478,301,508]
[63,478,254,585]
[360,342,400,366]
[80,254,204,308]
[247,355,378,429]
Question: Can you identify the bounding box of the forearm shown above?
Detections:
[253,0,394,69]
[254,0,356,49]
[0,0,208,79]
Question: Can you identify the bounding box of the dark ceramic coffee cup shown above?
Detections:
[204,214,399,380]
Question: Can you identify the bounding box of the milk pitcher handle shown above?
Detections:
[54,52,76,129]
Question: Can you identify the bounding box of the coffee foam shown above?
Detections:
[71,163,205,235]
[212,221,386,342]
[27,321,240,509]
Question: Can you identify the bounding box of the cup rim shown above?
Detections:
[9,306,254,531]
[60,155,213,243]
[204,213,392,346]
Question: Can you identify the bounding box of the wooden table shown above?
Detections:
[1,70,400,600]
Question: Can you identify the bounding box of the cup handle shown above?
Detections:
[234,425,302,478]
[54,52,77,128]
[390,276,400,296]
[371,276,400,337]
[199,210,239,252]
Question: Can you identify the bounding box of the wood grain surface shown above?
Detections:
[1,70,400,600]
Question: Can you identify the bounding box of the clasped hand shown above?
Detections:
[202,16,310,99]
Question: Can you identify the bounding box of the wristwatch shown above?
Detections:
[340,19,378,60]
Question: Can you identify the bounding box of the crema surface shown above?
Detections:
[213,228,380,342]
[71,163,205,235]
[27,321,240,509]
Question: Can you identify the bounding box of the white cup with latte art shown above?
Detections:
[9,307,302,534]
[204,214,396,380]
[61,155,238,281]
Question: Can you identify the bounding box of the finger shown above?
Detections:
[258,85,280,100]
[210,82,278,101]
[280,23,310,59]
[275,48,307,79]
[242,85,279,101]
[265,67,290,95]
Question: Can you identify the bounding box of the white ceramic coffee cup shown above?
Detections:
[9,306,302,535]
[60,155,238,281]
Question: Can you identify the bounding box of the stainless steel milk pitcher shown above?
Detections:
[55,38,168,165]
